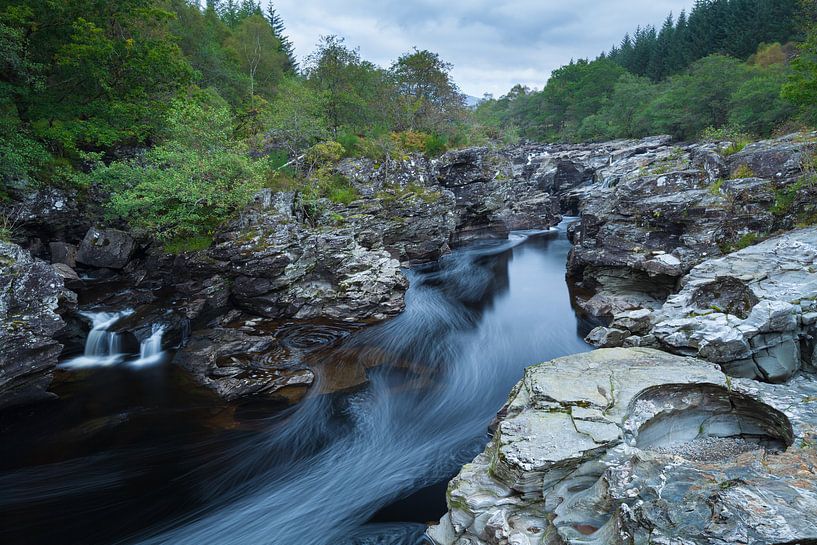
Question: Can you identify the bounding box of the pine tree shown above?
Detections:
[647,14,675,80]
[266,4,298,73]
[666,9,689,73]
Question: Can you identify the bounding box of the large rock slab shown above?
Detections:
[76,226,136,269]
[428,348,817,545]
[0,242,74,409]
[589,227,817,382]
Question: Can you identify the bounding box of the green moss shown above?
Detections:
[709,178,725,195]
[326,185,358,205]
[722,141,748,156]
[771,173,817,219]
[730,164,755,179]
[375,182,441,205]
[164,235,213,254]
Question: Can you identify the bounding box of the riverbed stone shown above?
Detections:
[76,226,136,269]
[555,132,817,319]
[428,348,817,545]
[49,241,77,268]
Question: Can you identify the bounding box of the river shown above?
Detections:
[0,219,593,545]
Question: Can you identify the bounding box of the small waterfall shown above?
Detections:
[62,310,134,368]
[132,324,166,367]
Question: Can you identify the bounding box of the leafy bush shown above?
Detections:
[424,133,449,157]
[305,141,344,168]
[701,126,754,156]
[355,135,396,162]
[320,175,358,204]
[390,131,428,153]
[86,90,265,241]
[336,131,361,156]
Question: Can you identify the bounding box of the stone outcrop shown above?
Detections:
[76,226,136,269]
[210,191,411,323]
[588,227,817,383]
[432,147,560,243]
[173,322,314,403]
[428,348,817,545]
[0,242,75,409]
[554,132,817,318]
[0,185,89,249]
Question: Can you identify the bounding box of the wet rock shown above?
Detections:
[428,348,817,545]
[571,266,675,318]
[431,146,561,243]
[585,326,629,347]
[52,263,80,281]
[76,227,136,269]
[342,185,457,264]
[727,133,816,180]
[0,186,88,246]
[334,153,434,197]
[173,326,314,403]
[214,226,407,322]
[49,242,77,268]
[609,308,653,335]
[0,242,73,409]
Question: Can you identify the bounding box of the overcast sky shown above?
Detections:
[268,0,695,98]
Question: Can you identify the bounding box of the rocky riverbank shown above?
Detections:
[0,140,568,405]
[3,132,817,444]
[426,131,817,544]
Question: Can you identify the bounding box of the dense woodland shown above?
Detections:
[477,0,817,142]
[1,0,816,247]
[0,0,471,245]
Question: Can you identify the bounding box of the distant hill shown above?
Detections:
[464,95,482,108]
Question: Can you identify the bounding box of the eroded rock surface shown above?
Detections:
[556,132,817,319]
[428,348,817,545]
[0,242,74,408]
[589,227,817,382]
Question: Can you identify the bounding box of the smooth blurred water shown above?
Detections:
[0,220,592,545]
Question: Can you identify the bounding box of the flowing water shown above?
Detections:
[62,310,135,368]
[0,219,594,545]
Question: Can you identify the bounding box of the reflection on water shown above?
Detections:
[0,220,590,545]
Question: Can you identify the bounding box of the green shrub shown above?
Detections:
[424,133,449,157]
[709,178,725,195]
[701,126,754,156]
[87,91,266,242]
[319,174,358,205]
[356,135,396,162]
[390,131,428,153]
[306,141,344,167]
[163,235,213,254]
[336,132,360,157]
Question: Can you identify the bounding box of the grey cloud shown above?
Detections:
[269,0,693,96]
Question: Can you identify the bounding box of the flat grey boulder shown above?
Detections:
[76,227,135,269]
[428,348,817,545]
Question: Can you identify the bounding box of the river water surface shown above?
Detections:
[0,219,593,545]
